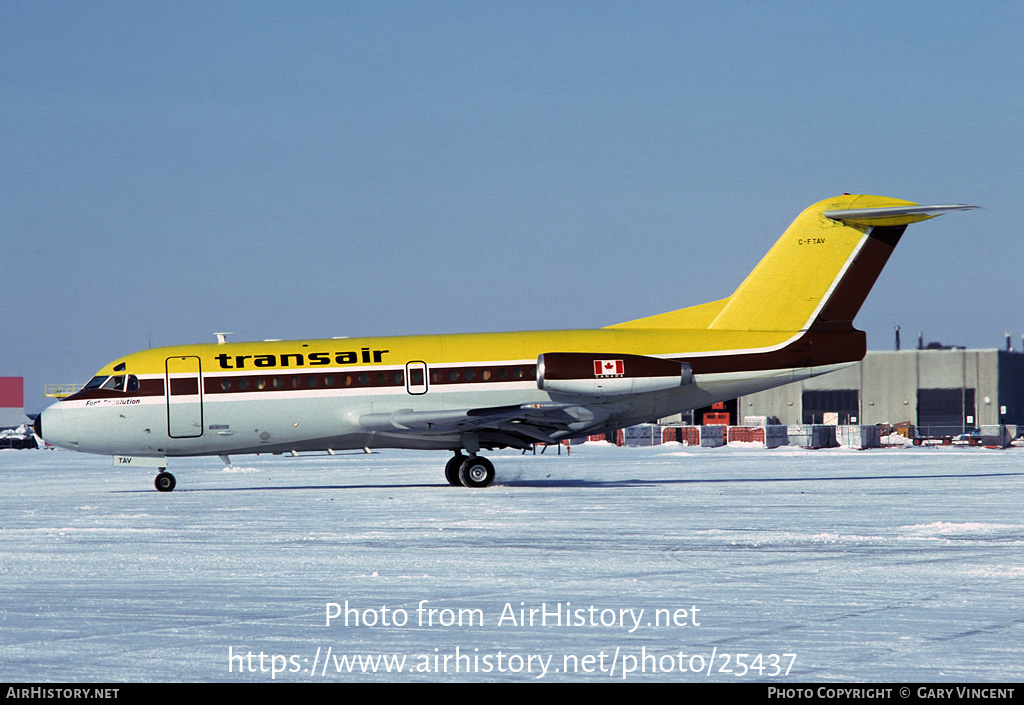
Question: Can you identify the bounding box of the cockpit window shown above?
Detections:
[84,376,108,390]
[101,376,126,391]
[90,374,140,393]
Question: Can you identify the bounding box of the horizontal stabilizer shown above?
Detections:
[824,203,978,226]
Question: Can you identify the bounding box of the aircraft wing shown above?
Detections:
[358,352,696,449]
[358,401,611,448]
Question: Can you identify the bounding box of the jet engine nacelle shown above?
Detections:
[537,352,693,396]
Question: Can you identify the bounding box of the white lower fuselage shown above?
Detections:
[41,360,848,458]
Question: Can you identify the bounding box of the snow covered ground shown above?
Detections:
[2,443,1022,682]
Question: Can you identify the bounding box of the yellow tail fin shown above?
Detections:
[610,195,976,333]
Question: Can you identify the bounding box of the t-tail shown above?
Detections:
[610,194,977,339]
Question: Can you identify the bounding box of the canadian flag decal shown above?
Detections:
[594,359,625,377]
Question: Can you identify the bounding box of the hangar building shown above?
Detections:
[735,349,1024,437]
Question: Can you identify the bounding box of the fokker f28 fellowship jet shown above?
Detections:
[36,195,975,491]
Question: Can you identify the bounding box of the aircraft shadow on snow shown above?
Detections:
[109,470,1024,493]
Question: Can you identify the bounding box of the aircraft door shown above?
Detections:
[405,361,428,395]
[166,355,204,438]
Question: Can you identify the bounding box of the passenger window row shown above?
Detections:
[211,365,537,393]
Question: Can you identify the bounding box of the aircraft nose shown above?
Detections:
[35,406,66,448]
[35,403,109,453]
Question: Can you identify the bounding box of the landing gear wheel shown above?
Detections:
[458,456,495,488]
[445,453,467,486]
[155,472,176,492]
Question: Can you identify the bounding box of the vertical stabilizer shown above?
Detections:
[706,195,918,332]
[610,195,975,334]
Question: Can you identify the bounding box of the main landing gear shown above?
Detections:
[155,471,176,492]
[444,452,496,488]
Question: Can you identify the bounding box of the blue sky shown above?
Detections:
[4,1,1021,413]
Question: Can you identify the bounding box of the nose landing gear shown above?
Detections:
[154,471,176,492]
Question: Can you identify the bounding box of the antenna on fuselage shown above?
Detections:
[215,332,234,345]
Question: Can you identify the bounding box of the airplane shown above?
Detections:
[35,194,976,491]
